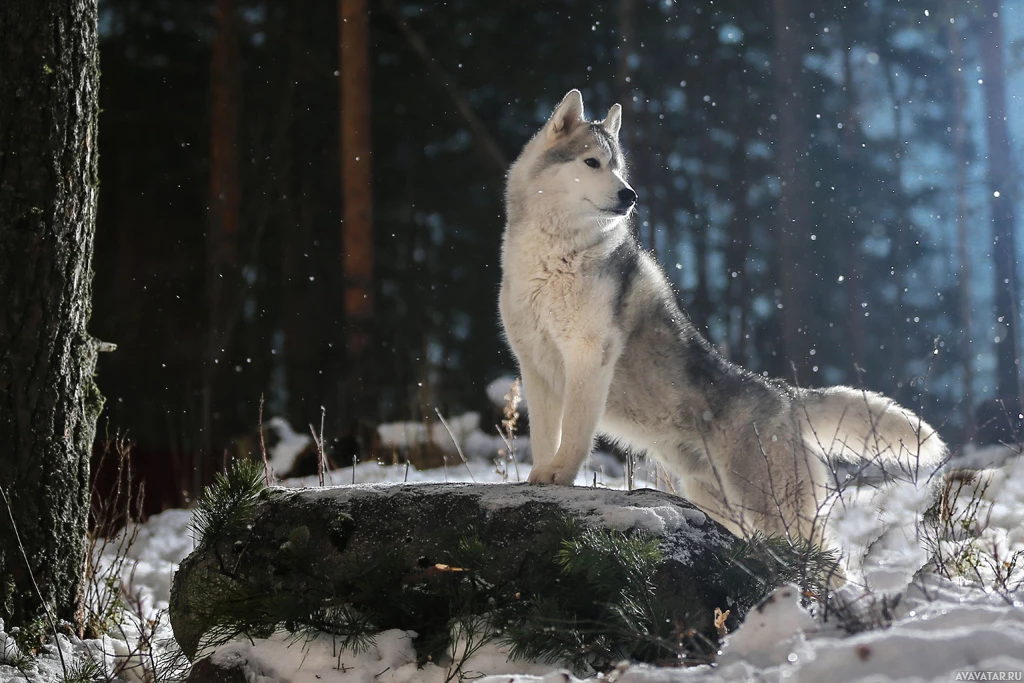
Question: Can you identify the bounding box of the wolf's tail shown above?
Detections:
[795,386,947,471]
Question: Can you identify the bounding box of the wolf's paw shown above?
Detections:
[528,466,578,486]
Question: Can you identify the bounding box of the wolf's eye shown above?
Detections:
[584,157,601,169]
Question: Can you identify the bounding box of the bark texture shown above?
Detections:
[0,0,103,632]
[201,0,242,471]
[339,0,375,418]
[977,0,1022,412]
[945,0,974,437]
[772,0,813,382]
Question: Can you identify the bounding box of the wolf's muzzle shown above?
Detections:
[614,187,637,214]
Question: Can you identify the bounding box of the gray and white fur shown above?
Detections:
[499,89,946,543]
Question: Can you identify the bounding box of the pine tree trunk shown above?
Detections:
[977,0,1022,412]
[772,0,814,383]
[617,0,651,250]
[724,133,752,365]
[946,0,974,437]
[838,27,866,373]
[0,0,103,634]
[201,0,241,471]
[339,0,375,422]
[882,60,909,392]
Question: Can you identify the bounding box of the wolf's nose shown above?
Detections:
[618,188,637,206]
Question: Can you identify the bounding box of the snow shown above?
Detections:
[282,447,631,489]
[377,411,483,453]
[265,416,313,477]
[487,375,528,413]
[949,442,1024,471]
[0,508,197,682]
[2,420,1023,682]
[0,624,155,683]
[715,584,818,665]
[119,508,195,616]
[599,504,705,534]
[205,630,554,683]
[699,576,1024,683]
[376,411,535,465]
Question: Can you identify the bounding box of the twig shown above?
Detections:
[320,406,327,487]
[495,427,520,482]
[435,408,475,483]
[258,393,270,486]
[309,408,327,488]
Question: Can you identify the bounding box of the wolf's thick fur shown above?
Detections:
[499,90,946,543]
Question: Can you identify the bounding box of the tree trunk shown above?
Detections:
[0,0,103,633]
[692,193,713,337]
[379,0,507,176]
[772,0,814,383]
[202,0,242,473]
[882,60,909,392]
[617,0,652,250]
[946,0,974,437]
[977,0,1022,412]
[724,134,752,365]
[835,21,865,376]
[339,0,376,424]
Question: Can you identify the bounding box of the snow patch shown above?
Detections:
[376,412,528,463]
[4,441,1024,683]
[116,508,195,615]
[264,416,313,477]
[205,629,554,683]
[487,375,528,412]
[718,584,817,666]
[601,504,704,534]
[377,412,482,452]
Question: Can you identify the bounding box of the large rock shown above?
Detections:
[183,656,249,683]
[170,483,767,663]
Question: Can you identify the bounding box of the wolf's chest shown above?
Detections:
[504,257,616,364]
[506,261,602,332]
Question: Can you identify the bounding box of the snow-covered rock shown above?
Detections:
[170,483,760,661]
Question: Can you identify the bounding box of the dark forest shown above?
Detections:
[90,0,1023,507]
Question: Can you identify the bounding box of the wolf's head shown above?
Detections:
[507,90,636,229]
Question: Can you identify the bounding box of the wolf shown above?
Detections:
[498,89,947,544]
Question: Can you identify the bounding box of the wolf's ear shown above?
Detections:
[600,103,622,137]
[545,89,585,140]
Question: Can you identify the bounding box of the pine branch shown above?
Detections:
[189,458,267,547]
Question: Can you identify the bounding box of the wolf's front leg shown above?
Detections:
[519,365,562,470]
[529,342,617,485]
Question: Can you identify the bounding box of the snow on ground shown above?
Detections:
[0,508,196,683]
[949,442,1024,471]
[2,415,1023,682]
[203,630,556,683]
[376,410,539,469]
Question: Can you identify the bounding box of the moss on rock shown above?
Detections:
[170,480,798,672]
